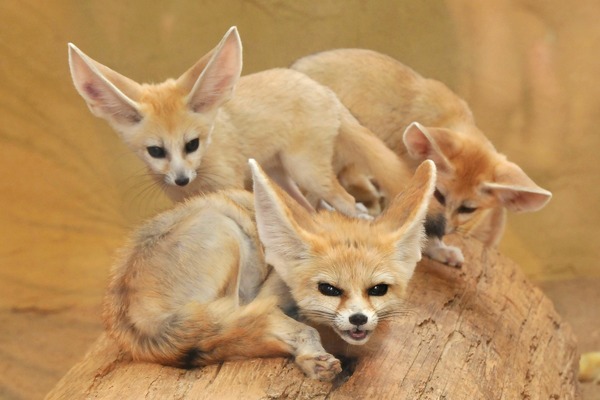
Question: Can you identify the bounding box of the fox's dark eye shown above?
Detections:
[318,283,343,297]
[457,205,477,214]
[185,138,200,153]
[147,146,166,159]
[434,188,446,206]
[367,284,388,296]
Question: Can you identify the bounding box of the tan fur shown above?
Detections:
[103,159,436,380]
[68,28,408,218]
[292,49,552,246]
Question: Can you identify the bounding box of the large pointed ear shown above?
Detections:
[184,26,243,113]
[68,43,143,127]
[376,160,437,271]
[176,44,220,94]
[483,161,552,212]
[403,122,453,172]
[249,159,314,283]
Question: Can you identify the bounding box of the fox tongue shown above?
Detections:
[349,329,367,340]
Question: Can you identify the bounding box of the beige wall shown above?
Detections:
[0,2,598,395]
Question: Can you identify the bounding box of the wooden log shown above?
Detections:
[45,237,581,399]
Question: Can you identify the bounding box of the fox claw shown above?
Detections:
[296,353,342,381]
[355,203,374,220]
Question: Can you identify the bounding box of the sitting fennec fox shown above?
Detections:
[68,27,410,217]
[291,49,552,246]
[103,159,436,381]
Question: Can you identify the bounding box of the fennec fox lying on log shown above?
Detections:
[103,159,436,381]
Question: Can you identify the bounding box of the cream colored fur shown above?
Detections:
[103,159,436,380]
[68,28,409,218]
[292,48,552,247]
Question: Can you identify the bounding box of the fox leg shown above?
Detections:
[423,213,464,268]
[280,151,359,217]
[268,308,342,381]
[423,237,464,268]
[337,164,382,215]
[187,298,341,381]
[262,165,315,212]
[253,275,342,380]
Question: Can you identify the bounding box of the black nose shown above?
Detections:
[175,177,190,186]
[349,313,368,326]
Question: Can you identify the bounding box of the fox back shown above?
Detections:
[292,49,552,245]
[103,159,436,380]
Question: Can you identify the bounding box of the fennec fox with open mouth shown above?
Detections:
[103,159,436,380]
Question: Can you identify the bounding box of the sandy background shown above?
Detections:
[0,1,598,398]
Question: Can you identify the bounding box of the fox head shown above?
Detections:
[250,158,436,346]
[68,27,243,187]
[403,122,552,235]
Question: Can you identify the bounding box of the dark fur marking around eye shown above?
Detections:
[424,213,446,239]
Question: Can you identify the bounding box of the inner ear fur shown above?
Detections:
[484,161,552,212]
[68,43,143,126]
[184,26,243,113]
[376,159,436,236]
[403,122,453,172]
[249,160,316,282]
[375,160,437,276]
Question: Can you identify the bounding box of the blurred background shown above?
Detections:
[1,1,598,398]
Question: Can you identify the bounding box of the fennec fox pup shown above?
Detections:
[68,27,409,217]
[292,48,552,246]
[103,159,436,380]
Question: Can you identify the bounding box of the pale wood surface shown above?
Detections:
[46,238,581,400]
[1,1,598,399]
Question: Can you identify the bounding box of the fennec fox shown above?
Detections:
[103,159,436,380]
[68,27,409,217]
[292,49,552,246]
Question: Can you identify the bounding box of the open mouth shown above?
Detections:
[341,328,371,343]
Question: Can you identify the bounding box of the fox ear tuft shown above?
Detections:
[483,161,552,213]
[249,159,312,283]
[377,160,437,280]
[403,122,453,172]
[68,43,143,127]
[185,27,243,113]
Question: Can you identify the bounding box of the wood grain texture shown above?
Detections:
[46,237,581,399]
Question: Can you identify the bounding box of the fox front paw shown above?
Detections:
[424,238,464,268]
[355,203,375,220]
[296,353,342,382]
[435,244,464,268]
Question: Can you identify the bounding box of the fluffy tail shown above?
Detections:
[335,107,412,204]
[105,294,291,369]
